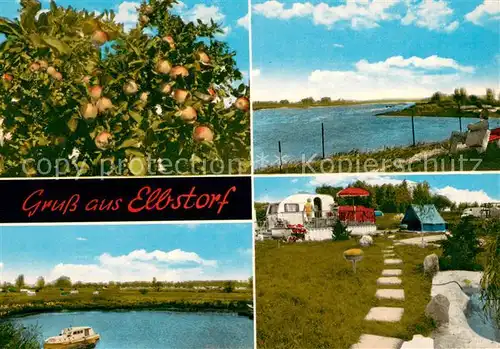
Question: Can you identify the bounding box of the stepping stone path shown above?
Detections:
[353,243,409,349]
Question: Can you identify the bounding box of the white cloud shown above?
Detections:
[179,4,225,24]
[465,0,500,25]
[333,43,344,48]
[114,1,140,31]
[253,0,401,29]
[76,237,87,241]
[255,194,284,203]
[0,262,3,270]
[39,249,220,283]
[252,69,261,77]
[253,0,461,32]
[253,54,480,101]
[354,55,474,73]
[433,186,497,204]
[402,0,459,32]
[237,13,250,30]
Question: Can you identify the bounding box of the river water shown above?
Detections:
[253,103,500,168]
[14,310,254,348]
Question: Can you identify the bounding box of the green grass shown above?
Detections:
[255,238,439,349]
[255,140,500,174]
[376,213,404,230]
[0,287,252,317]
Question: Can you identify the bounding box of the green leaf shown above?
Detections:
[42,37,71,55]
[118,138,140,149]
[129,110,143,123]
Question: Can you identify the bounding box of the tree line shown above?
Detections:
[315,180,487,213]
[2,275,252,291]
[430,87,499,109]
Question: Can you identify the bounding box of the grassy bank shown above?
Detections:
[378,102,500,118]
[255,238,439,349]
[253,100,418,111]
[0,287,252,318]
[255,140,500,174]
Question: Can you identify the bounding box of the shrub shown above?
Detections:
[439,217,481,271]
[332,220,351,241]
[0,320,40,349]
[480,219,500,326]
[139,288,149,295]
[223,281,234,293]
[0,0,250,176]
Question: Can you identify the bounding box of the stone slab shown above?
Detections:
[365,307,404,322]
[351,334,404,349]
[377,277,402,286]
[376,289,405,300]
[384,253,396,258]
[384,259,403,265]
[382,269,402,276]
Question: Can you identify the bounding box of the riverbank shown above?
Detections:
[378,103,500,118]
[255,140,500,174]
[253,100,418,111]
[0,288,253,318]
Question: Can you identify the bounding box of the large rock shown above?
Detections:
[425,294,450,325]
[401,335,434,349]
[359,235,373,247]
[423,253,439,275]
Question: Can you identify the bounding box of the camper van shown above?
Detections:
[260,193,376,240]
[462,207,500,219]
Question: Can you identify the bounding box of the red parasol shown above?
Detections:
[336,187,370,198]
[337,187,371,223]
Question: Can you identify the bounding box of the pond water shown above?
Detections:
[253,103,500,168]
[466,293,500,342]
[14,310,254,349]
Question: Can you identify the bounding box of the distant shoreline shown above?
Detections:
[253,100,417,111]
[2,299,252,319]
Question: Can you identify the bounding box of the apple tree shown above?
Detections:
[0,0,250,176]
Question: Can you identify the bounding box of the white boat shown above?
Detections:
[44,326,100,349]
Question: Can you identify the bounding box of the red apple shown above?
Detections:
[89,85,102,99]
[123,80,139,95]
[2,73,13,82]
[198,52,211,65]
[179,106,197,124]
[235,97,250,111]
[38,60,48,70]
[81,103,98,120]
[170,66,189,78]
[160,83,172,95]
[162,35,176,49]
[53,72,63,81]
[92,30,109,45]
[96,97,113,112]
[172,89,190,104]
[156,60,172,74]
[140,92,149,102]
[193,125,214,142]
[47,66,57,76]
[95,131,112,150]
[30,62,41,72]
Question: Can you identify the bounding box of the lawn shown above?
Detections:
[375,213,404,230]
[255,237,440,349]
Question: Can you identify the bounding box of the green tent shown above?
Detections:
[401,204,447,232]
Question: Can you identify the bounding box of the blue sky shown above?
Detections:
[0,0,249,76]
[0,223,252,284]
[251,0,499,101]
[254,173,500,204]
